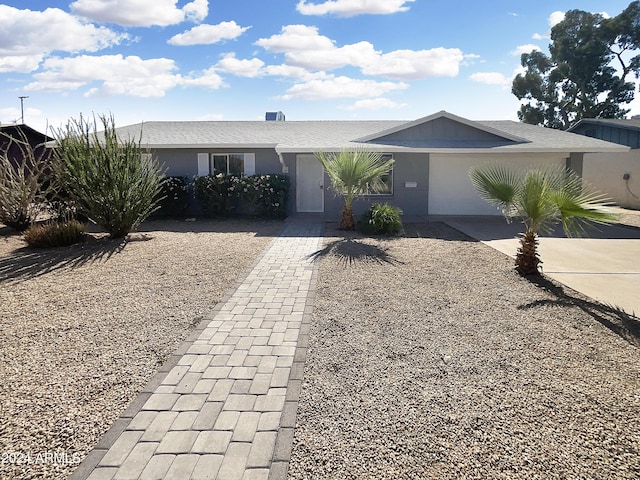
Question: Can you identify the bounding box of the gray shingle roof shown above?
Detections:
[569,117,640,132]
[113,112,627,154]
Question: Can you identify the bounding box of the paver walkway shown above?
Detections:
[71,222,323,480]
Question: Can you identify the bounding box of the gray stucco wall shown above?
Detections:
[322,152,430,219]
[154,148,284,178]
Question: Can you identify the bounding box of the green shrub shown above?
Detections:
[157,176,190,218]
[194,174,289,218]
[23,220,86,248]
[52,114,165,238]
[359,202,403,235]
[194,174,231,217]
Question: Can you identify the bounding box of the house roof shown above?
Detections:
[0,123,54,144]
[113,111,628,154]
[569,117,640,133]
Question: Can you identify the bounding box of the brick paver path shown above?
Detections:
[71,222,323,480]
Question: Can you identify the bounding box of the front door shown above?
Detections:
[296,154,324,212]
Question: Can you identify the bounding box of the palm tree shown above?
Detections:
[315,148,394,230]
[469,164,617,275]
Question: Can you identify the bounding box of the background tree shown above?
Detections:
[315,149,394,230]
[512,2,640,129]
[53,114,165,238]
[469,164,617,275]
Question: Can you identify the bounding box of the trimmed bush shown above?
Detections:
[157,176,190,218]
[359,202,403,235]
[23,220,86,248]
[52,114,165,238]
[194,174,289,218]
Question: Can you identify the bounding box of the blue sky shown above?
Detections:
[0,0,636,133]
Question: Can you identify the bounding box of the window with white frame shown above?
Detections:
[366,154,393,195]
[212,154,244,175]
[197,153,256,176]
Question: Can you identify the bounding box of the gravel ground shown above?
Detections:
[289,222,640,480]
[0,219,282,480]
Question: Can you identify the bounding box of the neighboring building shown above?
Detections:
[569,118,640,209]
[0,123,54,168]
[114,111,627,218]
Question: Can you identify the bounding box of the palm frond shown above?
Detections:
[315,148,394,206]
[550,170,618,237]
[469,164,522,219]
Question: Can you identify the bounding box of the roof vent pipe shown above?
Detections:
[265,111,285,121]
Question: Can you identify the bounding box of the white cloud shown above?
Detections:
[470,72,510,86]
[183,0,209,22]
[0,56,42,74]
[296,0,415,17]
[181,67,225,89]
[256,25,335,53]
[25,55,181,97]
[511,44,541,56]
[263,64,329,81]
[362,48,463,79]
[532,33,549,40]
[168,21,250,46]
[256,25,464,81]
[70,0,208,27]
[22,54,225,97]
[214,53,265,78]
[281,75,408,100]
[341,98,407,111]
[0,107,43,125]
[0,5,126,73]
[549,11,565,27]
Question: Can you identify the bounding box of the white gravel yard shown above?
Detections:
[289,222,640,480]
[0,219,282,480]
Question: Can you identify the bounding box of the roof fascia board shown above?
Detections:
[353,110,530,143]
[275,145,630,154]
[142,143,278,149]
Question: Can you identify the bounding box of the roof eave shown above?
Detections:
[141,143,279,149]
[275,145,630,154]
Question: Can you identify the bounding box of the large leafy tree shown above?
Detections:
[469,165,617,276]
[512,2,640,129]
[315,148,394,230]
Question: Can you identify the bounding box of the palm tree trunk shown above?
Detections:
[516,230,541,275]
[339,204,355,230]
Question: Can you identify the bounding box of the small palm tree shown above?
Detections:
[315,148,394,230]
[469,164,617,275]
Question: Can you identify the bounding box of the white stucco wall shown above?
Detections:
[428,153,567,215]
[583,151,640,209]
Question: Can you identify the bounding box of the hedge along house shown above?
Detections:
[113,111,627,218]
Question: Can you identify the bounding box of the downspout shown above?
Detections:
[276,147,288,173]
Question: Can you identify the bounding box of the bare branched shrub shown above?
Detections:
[0,129,56,231]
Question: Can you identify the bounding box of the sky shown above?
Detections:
[0,0,637,134]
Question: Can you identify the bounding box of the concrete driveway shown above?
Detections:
[444,216,640,316]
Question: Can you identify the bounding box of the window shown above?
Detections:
[211,154,244,175]
[197,153,256,176]
[366,155,393,195]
